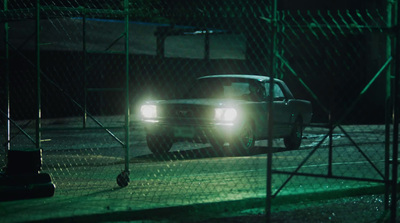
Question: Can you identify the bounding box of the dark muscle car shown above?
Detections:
[140,74,312,155]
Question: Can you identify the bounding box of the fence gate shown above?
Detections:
[1,1,400,222]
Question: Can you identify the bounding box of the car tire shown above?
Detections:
[230,121,255,155]
[284,117,303,150]
[146,135,173,155]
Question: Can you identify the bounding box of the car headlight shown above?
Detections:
[141,105,157,119]
[215,108,237,122]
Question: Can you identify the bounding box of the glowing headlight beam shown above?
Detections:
[215,108,237,122]
[141,105,157,119]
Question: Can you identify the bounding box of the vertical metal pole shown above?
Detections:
[36,0,42,151]
[266,0,277,221]
[124,0,130,174]
[155,27,165,59]
[205,29,210,61]
[83,12,87,128]
[385,0,393,211]
[4,0,10,156]
[391,1,400,222]
[328,114,333,176]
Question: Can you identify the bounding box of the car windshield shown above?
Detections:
[184,77,265,101]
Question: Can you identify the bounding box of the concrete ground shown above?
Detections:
[0,118,397,222]
[0,161,396,223]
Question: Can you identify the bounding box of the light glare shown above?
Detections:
[215,108,237,122]
[141,105,157,119]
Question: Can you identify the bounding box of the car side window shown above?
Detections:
[265,83,285,101]
[245,83,266,101]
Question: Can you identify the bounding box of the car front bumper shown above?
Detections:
[142,120,241,143]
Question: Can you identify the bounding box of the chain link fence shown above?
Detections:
[1,1,399,222]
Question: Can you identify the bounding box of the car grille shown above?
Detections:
[158,105,214,121]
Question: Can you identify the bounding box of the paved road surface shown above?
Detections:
[0,117,393,222]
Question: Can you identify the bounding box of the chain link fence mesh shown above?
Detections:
[1,1,399,222]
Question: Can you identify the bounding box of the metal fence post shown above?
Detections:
[385,0,394,212]
[35,0,42,153]
[4,0,10,157]
[391,1,400,222]
[205,29,210,61]
[124,0,131,179]
[266,0,277,221]
[82,10,87,129]
[115,0,132,187]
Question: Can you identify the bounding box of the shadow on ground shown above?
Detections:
[131,145,292,163]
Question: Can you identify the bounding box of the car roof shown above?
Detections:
[199,74,272,82]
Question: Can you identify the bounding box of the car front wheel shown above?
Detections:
[284,118,303,150]
[146,135,173,155]
[230,122,255,155]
